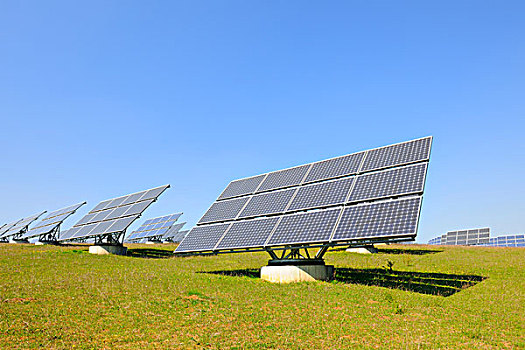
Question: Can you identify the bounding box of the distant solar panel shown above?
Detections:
[162,222,187,242]
[58,185,169,244]
[176,137,432,258]
[169,229,189,243]
[428,228,490,246]
[21,202,86,241]
[126,213,183,242]
[0,211,47,241]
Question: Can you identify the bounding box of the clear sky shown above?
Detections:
[1,1,523,242]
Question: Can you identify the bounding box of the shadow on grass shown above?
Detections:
[198,269,260,278]
[375,248,443,255]
[335,268,486,297]
[127,248,173,259]
[200,268,486,297]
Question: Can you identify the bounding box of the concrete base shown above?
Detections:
[261,264,334,283]
[89,245,128,256]
[346,246,378,254]
[9,239,29,244]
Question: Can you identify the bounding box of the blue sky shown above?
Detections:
[0,1,523,242]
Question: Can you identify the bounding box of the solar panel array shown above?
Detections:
[0,211,47,241]
[480,235,525,247]
[21,202,86,240]
[427,228,490,246]
[58,185,169,242]
[176,137,431,254]
[126,213,182,241]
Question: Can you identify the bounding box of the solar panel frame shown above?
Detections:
[0,211,47,239]
[177,137,432,256]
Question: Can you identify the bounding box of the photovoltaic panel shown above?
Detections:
[216,217,280,250]
[303,152,365,183]
[175,223,231,253]
[360,137,431,172]
[21,202,86,240]
[127,212,182,241]
[0,219,22,237]
[348,163,427,203]
[198,196,250,224]
[170,229,189,243]
[238,188,296,219]
[256,164,311,193]
[218,174,266,200]
[177,137,431,255]
[266,208,341,246]
[287,177,354,212]
[59,185,169,241]
[332,197,422,242]
[163,222,186,239]
[0,211,47,239]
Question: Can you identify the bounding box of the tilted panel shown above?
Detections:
[218,174,266,200]
[361,137,431,172]
[1,212,46,239]
[256,164,311,193]
[170,230,189,243]
[304,152,365,183]
[238,188,296,219]
[198,197,250,224]
[287,177,354,212]
[332,197,421,242]
[216,217,280,250]
[175,223,231,253]
[267,208,342,246]
[348,163,427,203]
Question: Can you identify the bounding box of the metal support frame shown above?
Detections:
[93,231,125,246]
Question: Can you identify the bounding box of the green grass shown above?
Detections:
[0,243,523,349]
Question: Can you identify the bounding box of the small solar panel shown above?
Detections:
[175,223,231,253]
[198,196,250,224]
[267,208,341,246]
[361,137,432,172]
[238,188,296,219]
[348,163,427,203]
[256,164,311,193]
[216,217,280,250]
[287,177,354,212]
[332,197,422,242]
[303,152,365,183]
[218,174,266,200]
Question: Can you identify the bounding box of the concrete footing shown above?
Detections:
[89,245,128,256]
[261,264,334,283]
[346,246,378,254]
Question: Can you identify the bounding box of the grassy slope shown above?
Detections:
[0,243,523,349]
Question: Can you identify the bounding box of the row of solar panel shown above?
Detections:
[0,212,47,239]
[142,213,182,227]
[218,137,432,200]
[199,163,427,225]
[58,215,138,241]
[88,186,168,213]
[176,196,421,253]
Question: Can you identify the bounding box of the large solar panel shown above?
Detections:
[0,211,47,241]
[162,222,187,240]
[58,185,169,242]
[169,229,189,243]
[126,213,183,241]
[176,137,431,255]
[21,202,86,240]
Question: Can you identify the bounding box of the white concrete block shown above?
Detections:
[88,245,128,256]
[261,264,334,283]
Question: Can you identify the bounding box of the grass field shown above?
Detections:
[0,243,523,349]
